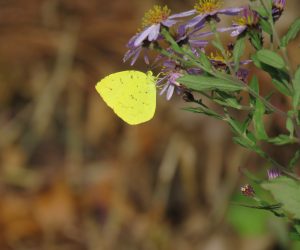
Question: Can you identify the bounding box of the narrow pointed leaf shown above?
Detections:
[250,76,268,140]
[251,54,291,96]
[198,50,212,71]
[259,18,272,35]
[293,66,300,108]
[281,18,300,47]
[267,134,298,145]
[178,75,244,92]
[183,107,223,120]
[233,35,246,72]
[289,150,300,169]
[255,49,285,69]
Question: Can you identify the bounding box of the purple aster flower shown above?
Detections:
[240,184,255,197]
[157,61,184,100]
[176,24,209,49]
[123,33,150,66]
[207,49,251,80]
[182,0,243,31]
[133,6,194,47]
[208,50,233,68]
[123,5,195,65]
[208,49,250,68]
[267,168,281,180]
[220,7,260,37]
[272,0,286,21]
[236,68,249,82]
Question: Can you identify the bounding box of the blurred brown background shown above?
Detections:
[0,0,299,250]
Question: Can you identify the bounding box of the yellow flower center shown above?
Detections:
[209,51,232,62]
[234,10,258,26]
[141,5,171,28]
[194,0,223,14]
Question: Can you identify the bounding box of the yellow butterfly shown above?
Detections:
[95,70,156,125]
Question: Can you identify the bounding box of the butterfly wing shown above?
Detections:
[96,70,156,125]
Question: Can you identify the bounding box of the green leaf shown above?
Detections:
[250,5,268,18]
[214,91,242,110]
[286,117,294,136]
[248,29,263,50]
[198,50,212,72]
[267,134,298,145]
[254,96,268,139]
[241,114,253,134]
[289,150,300,169]
[281,18,300,47]
[293,66,300,108]
[229,118,256,149]
[250,76,268,140]
[271,78,292,96]
[183,107,223,120]
[261,177,300,219]
[249,74,259,104]
[255,49,285,69]
[227,117,244,134]
[259,18,273,35]
[227,195,270,236]
[214,98,242,109]
[251,54,291,96]
[161,28,182,54]
[233,35,246,72]
[178,75,244,92]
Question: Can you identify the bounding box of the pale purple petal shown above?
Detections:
[215,26,247,37]
[177,24,186,38]
[123,49,133,62]
[123,46,140,62]
[163,60,176,69]
[230,26,247,37]
[134,26,153,46]
[218,7,244,15]
[169,9,197,19]
[185,14,207,29]
[157,75,168,86]
[267,168,281,180]
[189,39,208,47]
[144,51,149,65]
[188,23,206,35]
[217,26,238,33]
[160,83,169,95]
[162,19,177,27]
[148,24,160,41]
[191,30,214,38]
[166,84,175,100]
[240,59,252,65]
[187,68,202,74]
[127,33,139,47]
[130,47,142,65]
